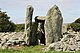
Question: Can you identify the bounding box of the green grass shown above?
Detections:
[0,45,80,53]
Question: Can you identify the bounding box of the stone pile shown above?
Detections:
[0,32,26,49]
[43,31,80,51]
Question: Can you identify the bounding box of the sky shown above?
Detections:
[0,0,80,24]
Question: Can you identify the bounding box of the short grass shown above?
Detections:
[0,45,80,53]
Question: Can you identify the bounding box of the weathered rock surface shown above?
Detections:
[24,5,34,45]
[36,16,46,21]
[44,5,63,46]
[43,31,80,51]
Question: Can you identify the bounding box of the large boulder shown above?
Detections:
[44,5,63,46]
[24,5,34,45]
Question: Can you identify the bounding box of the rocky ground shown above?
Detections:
[0,32,26,49]
[43,31,80,52]
[0,31,80,52]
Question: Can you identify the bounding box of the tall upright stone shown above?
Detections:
[25,5,34,45]
[29,16,38,45]
[44,5,63,46]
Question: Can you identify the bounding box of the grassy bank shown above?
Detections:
[0,45,80,53]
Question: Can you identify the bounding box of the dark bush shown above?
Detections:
[75,18,80,23]
[70,22,80,31]
[0,9,16,32]
[67,18,80,32]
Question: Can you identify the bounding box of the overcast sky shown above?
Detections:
[0,0,80,24]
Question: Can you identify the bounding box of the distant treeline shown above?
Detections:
[15,24,25,32]
[16,22,35,32]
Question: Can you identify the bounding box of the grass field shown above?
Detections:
[0,45,80,53]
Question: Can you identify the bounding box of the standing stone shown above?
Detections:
[44,5,63,46]
[29,16,39,45]
[24,5,34,45]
